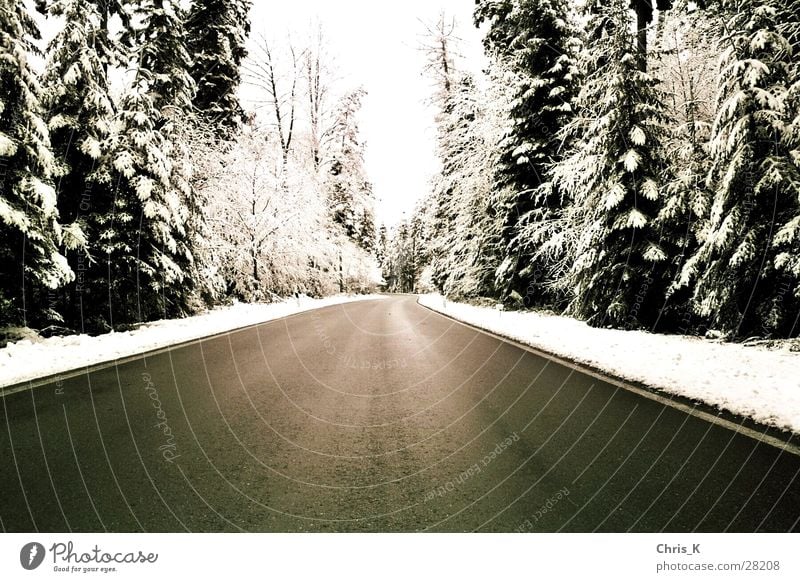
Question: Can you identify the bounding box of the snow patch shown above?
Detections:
[0,295,385,388]
[419,294,800,433]
[0,132,17,157]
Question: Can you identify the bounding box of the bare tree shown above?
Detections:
[203,126,312,299]
[418,12,462,98]
[655,2,717,145]
[243,34,300,164]
[632,0,676,71]
[305,24,330,172]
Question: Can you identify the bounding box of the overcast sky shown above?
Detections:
[245,1,487,228]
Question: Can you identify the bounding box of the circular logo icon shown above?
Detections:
[20,542,46,570]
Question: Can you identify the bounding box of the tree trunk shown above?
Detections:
[634,0,653,72]
[339,250,344,293]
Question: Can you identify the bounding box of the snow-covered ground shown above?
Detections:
[0,294,385,389]
[419,294,800,434]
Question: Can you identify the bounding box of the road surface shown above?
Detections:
[1,295,798,532]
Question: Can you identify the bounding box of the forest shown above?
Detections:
[2,0,799,341]
[0,0,377,336]
[383,0,800,340]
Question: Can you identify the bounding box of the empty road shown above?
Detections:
[1,295,798,532]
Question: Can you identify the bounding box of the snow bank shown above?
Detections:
[0,295,385,388]
[418,294,800,434]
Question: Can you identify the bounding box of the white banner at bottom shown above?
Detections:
[1,534,797,581]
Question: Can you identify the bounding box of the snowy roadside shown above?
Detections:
[0,294,385,389]
[418,294,800,434]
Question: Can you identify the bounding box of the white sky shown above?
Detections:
[245,0,487,228]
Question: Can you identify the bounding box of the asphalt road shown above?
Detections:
[1,295,798,532]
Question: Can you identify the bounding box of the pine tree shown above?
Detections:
[650,1,717,331]
[676,0,800,337]
[384,220,418,293]
[554,0,672,328]
[100,0,198,326]
[376,224,387,266]
[779,0,800,50]
[43,0,126,214]
[186,0,251,134]
[427,72,503,298]
[418,14,504,299]
[418,13,461,294]
[475,0,580,305]
[0,0,73,326]
[357,208,376,252]
[41,0,129,329]
[325,88,375,252]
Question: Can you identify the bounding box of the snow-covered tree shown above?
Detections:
[99,0,198,326]
[303,24,336,172]
[203,123,377,299]
[205,126,295,299]
[172,111,228,306]
[419,12,458,98]
[40,0,128,328]
[325,88,375,252]
[475,0,580,305]
[650,1,717,330]
[383,219,419,293]
[237,34,379,297]
[553,0,673,328]
[376,223,387,266]
[777,0,800,51]
[676,0,800,337]
[244,34,300,165]
[629,0,676,70]
[414,14,505,299]
[425,71,505,299]
[0,0,73,326]
[186,0,251,134]
[42,0,126,218]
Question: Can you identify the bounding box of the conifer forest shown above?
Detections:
[2,0,799,341]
